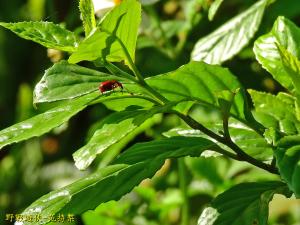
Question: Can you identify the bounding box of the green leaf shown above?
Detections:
[0,21,78,52]
[191,0,269,64]
[275,135,300,197]
[19,136,215,224]
[198,182,291,225]
[114,136,216,164]
[277,44,300,97]
[33,61,118,104]
[73,105,168,170]
[79,0,96,36]
[249,90,300,135]
[164,119,273,161]
[208,0,224,21]
[33,61,261,132]
[69,0,141,64]
[0,93,98,150]
[141,61,261,130]
[19,163,154,225]
[32,59,157,110]
[254,16,300,92]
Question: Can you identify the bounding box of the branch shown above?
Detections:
[173,111,279,175]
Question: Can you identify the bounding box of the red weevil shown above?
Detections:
[99,80,123,94]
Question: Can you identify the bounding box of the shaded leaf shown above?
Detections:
[254,16,300,92]
[192,0,269,64]
[198,182,291,225]
[0,93,98,150]
[0,21,78,52]
[186,157,224,186]
[69,0,141,64]
[101,97,155,111]
[275,135,300,197]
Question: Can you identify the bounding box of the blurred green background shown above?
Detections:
[0,0,299,224]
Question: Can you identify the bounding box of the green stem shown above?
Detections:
[178,158,189,225]
[107,33,168,105]
[114,36,169,105]
[222,116,230,140]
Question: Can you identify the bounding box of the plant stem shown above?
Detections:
[174,111,279,175]
[114,34,169,105]
[222,116,230,140]
[178,158,189,225]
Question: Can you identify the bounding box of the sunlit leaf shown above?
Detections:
[0,21,78,52]
[33,61,260,132]
[192,0,269,64]
[277,44,300,97]
[73,105,169,170]
[69,0,141,64]
[249,90,300,135]
[254,16,300,92]
[0,93,98,150]
[33,61,117,104]
[140,61,262,131]
[35,61,261,132]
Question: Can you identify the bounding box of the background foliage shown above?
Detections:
[0,0,300,225]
